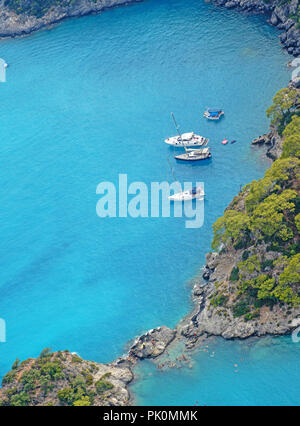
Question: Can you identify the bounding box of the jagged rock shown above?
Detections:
[193,284,205,297]
[291,76,300,89]
[291,318,300,328]
[280,32,287,43]
[273,5,287,23]
[282,19,295,31]
[202,268,211,280]
[252,130,283,161]
[129,326,176,359]
[270,12,278,26]
[225,1,237,8]
[252,133,272,145]
[206,252,219,270]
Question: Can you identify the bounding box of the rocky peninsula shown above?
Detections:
[0,328,176,406]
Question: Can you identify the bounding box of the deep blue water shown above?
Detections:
[0,0,294,404]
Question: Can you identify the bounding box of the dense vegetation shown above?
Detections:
[211,87,300,318]
[4,0,78,18]
[0,349,114,406]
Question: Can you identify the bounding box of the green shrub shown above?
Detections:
[210,294,228,307]
[10,391,30,407]
[95,379,113,395]
[73,396,91,406]
[230,267,239,281]
[2,370,17,385]
[232,301,250,317]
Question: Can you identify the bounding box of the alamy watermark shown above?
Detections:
[0,318,6,343]
[96,174,205,229]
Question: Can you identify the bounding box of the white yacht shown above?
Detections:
[175,147,212,161]
[169,186,205,201]
[165,132,209,147]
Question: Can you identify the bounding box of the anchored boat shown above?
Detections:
[165,113,209,147]
[204,109,224,120]
[175,147,212,162]
[165,132,209,147]
[169,186,205,201]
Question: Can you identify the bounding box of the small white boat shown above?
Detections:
[169,186,205,201]
[165,132,209,147]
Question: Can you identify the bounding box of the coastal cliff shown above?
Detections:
[251,79,300,159]
[184,79,300,343]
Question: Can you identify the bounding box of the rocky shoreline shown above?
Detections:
[210,0,300,57]
[0,0,300,57]
[251,78,300,159]
[0,0,142,39]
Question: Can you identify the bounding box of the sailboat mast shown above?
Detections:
[171,112,187,152]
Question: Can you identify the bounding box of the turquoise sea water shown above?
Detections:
[0,0,295,404]
[131,336,300,406]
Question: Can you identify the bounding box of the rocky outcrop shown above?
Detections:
[0,350,134,406]
[179,250,300,344]
[251,78,300,160]
[128,326,176,359]
[251,130,283,160]
[210,0,300,57]
[0,0,141,38]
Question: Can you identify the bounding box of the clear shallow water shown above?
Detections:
[131,336,300,406]
[0,0,293,402]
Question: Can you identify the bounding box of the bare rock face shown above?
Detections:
[180,279,300,342]
[252,131,283,160]
[128,326,176,359]
[252,133,273,146]
[265,132,283,160]
[206,252,219,270]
